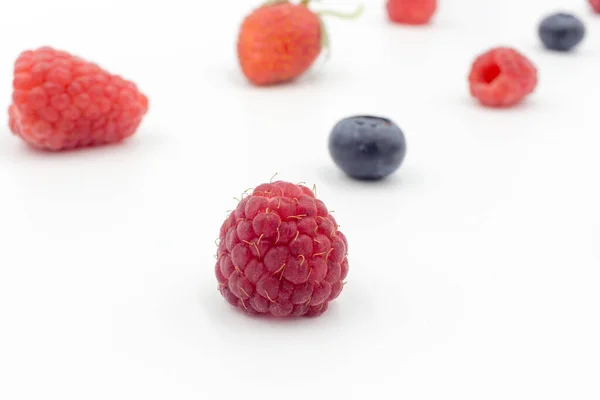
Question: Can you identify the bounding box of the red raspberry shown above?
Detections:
[590,0,600,13]
[386,0,437,25]
[9,47,148,151]
[215,181,349,317]
[468,47,538,108]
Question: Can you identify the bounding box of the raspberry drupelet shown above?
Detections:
[215,181,349,317]
[9,47,148,151]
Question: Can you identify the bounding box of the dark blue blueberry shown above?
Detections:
[328,115,406,181]
[539,13,585,52]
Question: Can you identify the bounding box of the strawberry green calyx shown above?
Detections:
[260,1,364,59]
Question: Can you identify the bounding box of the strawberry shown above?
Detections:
[237,0,363,86]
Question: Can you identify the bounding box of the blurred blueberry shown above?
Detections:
[328,115,406,181]
[539,13,585,52]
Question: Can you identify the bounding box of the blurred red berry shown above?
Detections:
[237,2,322,86]
[9,47,148,151]
[387,0,437,25]
[468,47,538,108]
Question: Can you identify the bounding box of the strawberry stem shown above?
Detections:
[317,3,364,19]
[315,2,363,59]
[319,16,331,59]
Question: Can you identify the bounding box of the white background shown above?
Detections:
[1,0,599,398]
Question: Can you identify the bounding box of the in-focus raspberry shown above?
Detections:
[9,47,148,151]
[386,0,437,25]
[468,47,538,108]
[215,181,349,317]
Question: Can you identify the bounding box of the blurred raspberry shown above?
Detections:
[9,47,148,151]
[386,0,437,25]
[468,47,538,107]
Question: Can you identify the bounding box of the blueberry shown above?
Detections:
[539,13,585,52]
[328,115,406,181]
